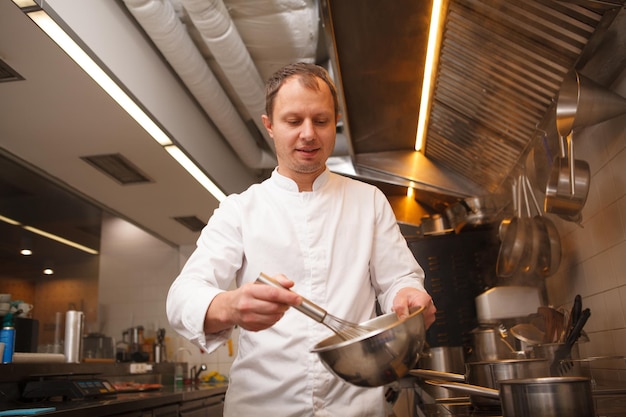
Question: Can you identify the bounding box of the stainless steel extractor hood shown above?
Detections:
[320,0,624,200]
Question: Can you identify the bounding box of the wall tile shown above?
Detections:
[590,202,624,254]
[605,288,626,329]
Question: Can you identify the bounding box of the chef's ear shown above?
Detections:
[261,114,274,138]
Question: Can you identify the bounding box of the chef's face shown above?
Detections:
[262,76,337,182]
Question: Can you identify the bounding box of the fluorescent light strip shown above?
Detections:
[0,214,99,255]
[416,0,444,152]
[165,145,227,202]
[0,214,21,225]
[23,8,227,203]
[23,225,99,255]
[27,10,172,147]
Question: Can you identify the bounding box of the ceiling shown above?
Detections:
[0,0,624,279]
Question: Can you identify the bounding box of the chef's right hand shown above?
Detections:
[204,274,302,334]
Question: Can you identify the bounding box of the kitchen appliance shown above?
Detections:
[475,286,542,324]
[153,328,166,363]
[21,373,117,401]
[14,317,39,353]
[82,333,114,360]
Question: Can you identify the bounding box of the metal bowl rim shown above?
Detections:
[310,306,426,353]
[499,376,591,385]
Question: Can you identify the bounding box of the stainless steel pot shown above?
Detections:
[411,358,550,406]
[469,326,520,362]
[417,346,465,399]
[427,376,596,417]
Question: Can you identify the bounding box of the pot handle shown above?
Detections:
[424,380,500,399]
[409,369,465,382]
[567,133,576,196]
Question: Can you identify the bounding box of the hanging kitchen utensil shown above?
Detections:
[496,176,532,278]
[498,179,517,241]
[556,70,626,137]
[545,132,591,219]
[517,175,535,274]
[523,175,553,277]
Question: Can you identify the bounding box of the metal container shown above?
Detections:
[311,308,426,387]
[64,310,84,363]
[469,326,519,362]
[466,358,550,406]
[418,346,465,399]
[499,377,595,417]
[425,376,596,417]
[531,342,584,376]
[412,358,551,407]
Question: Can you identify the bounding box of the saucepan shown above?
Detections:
[410,358,550,407]
[427,376,596,417]
[545,133,590,218]
[496,176,532,278]
[417,346,466,399]
[311,307,426,387]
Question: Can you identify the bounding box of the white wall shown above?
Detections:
[98,214,236,379]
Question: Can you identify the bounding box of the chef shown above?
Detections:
[167,62,436,416]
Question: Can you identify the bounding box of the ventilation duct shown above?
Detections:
[179,0,274,150]
[122,0,276,169]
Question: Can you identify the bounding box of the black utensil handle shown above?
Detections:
[571,295,582,327]
[566,308,590,346]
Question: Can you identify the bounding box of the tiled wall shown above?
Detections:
[544,67,626,384]
[98,213,236,378]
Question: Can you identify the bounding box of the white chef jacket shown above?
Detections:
[167,168,426,417]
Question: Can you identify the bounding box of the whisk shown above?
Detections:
[256,273,373,340]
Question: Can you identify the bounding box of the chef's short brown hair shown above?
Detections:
[265,62,339,122]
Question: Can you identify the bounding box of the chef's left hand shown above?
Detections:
[392,288,436,329]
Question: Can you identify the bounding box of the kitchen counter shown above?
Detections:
[0,384,227,417]
[0,362,226,417]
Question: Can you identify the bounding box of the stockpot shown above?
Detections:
[427,376,595,417]
[410,358,550,407]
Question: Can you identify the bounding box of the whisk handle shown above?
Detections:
[256,273,327,323]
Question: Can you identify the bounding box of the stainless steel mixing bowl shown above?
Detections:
[310,307,426,387]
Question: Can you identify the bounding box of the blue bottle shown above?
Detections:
[0,312,16,363]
